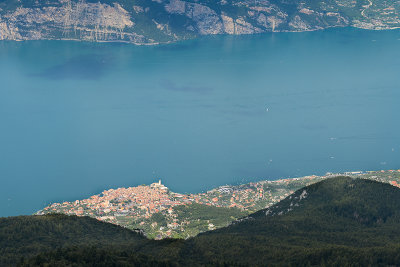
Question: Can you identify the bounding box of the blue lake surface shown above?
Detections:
[1,28,400,217]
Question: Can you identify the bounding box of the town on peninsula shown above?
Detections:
[37,170,400,239]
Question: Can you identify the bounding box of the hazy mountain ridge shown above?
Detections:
[0,0,399,44]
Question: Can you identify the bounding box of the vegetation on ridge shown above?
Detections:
[4,177,400,266]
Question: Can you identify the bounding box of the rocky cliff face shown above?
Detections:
[0,1,146,43]
[0,0,399,44]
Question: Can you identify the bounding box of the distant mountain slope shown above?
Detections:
[0,0,399,44]
[4,177,400,266]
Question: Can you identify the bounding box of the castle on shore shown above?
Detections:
[150,180,168,191]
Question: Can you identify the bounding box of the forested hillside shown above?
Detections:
[3,177,400,266]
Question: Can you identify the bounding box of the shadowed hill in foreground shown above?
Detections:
[4,177,400,266]
[0,214,161,266]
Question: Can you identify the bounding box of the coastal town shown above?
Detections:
[37,170,400,239]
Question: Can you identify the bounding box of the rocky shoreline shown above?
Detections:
[1,0,399,44]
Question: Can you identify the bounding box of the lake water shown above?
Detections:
[1,28,400,217]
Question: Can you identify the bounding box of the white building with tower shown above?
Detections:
[150,179,168,191]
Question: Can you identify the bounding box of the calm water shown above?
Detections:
[1,28,400,217]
